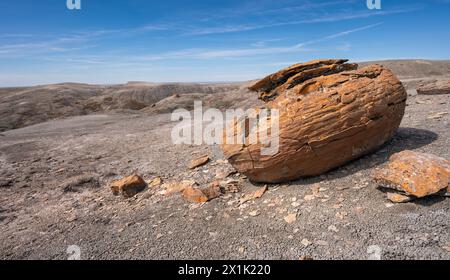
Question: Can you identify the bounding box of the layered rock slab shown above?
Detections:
[417,79,450,95]
[221,59,407,183]
[373,150,449,200]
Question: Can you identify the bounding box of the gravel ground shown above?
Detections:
[0,92,449,260]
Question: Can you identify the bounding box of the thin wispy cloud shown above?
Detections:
[0,35,95,57]
[128,22,382,61]
[251,38,285,47]
[303,22,383,43]
[4,22,380,62]
[196,0,356,22]
[184,7,418,36]
[0,2,418,59]
[0,23,170,58]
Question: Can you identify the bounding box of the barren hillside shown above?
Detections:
[0,82,243,132]
[1,59,449,133]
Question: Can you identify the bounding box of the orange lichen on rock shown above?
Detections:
[222,59,407,183]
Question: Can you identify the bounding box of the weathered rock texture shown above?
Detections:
[373,150,449,198]
[221,59,407,183]
[417,79,450,95]
[182,184,221,203]
[188,155,210,169]
[110,174,147,198]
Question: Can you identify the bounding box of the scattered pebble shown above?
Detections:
[291,202,301,207]
[316,240,329,246]
[328,225,339,233]
[335,211,348,220]
[301,239,311,247]
[284,213,297,224]
[249,210,260,217]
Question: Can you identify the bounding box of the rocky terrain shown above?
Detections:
[0,59,449,260]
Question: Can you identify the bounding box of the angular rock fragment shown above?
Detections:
[148,177,163,188]
[110,174,147,198]
[249,210,260,217]
[188,155,210,169]
[284,213,297,224]
[417,79,450,95]
[183,186,209,203]
[252,185,268,199]
[373,150,450,200]
[301,238,312,247]
[219,179,241,193]
[222,59,407,183]
[182,183,221,203]
[239,185,268,204]
[386,192,414,203]
[162,180,196,196]
[201,182,222,200]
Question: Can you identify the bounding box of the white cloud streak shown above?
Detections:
[184,7,416,35]
[131,22,382,61]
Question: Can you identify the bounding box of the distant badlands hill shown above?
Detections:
[1,59,449,132]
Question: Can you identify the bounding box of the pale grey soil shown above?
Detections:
[0,89,449,260]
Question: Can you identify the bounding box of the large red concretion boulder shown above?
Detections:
[221,59,407,183]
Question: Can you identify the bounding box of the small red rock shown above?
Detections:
[182,183,221,203]
[183,186,209,203]
[188,155,210,169]
[110,174,147,198]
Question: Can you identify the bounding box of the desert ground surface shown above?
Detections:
[0,59,449,260]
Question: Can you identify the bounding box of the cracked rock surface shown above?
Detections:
[374,150,449,199]
[222,59,408,183]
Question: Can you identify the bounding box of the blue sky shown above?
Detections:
[0,0,449,86]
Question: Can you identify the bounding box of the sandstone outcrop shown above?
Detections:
[221,59,407,183]
[373,150,449,200]
[417,79,450,95]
